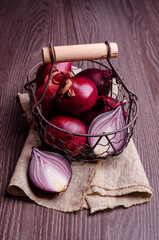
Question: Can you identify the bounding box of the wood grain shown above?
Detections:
[0,0,159,239]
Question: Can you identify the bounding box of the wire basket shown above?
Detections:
[25,42,138,162]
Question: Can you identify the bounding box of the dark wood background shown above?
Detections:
[0,0,159,239]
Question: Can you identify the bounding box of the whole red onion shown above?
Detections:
[36,62,72,88]
[45,116,87,156]
[81,96,124,127]
[55,76,98,117]
[33,75,60,119]
[75,68,113,96]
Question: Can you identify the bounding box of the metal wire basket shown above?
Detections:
[25,42,138,162]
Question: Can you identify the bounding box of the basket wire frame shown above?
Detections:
[24,42,138,162]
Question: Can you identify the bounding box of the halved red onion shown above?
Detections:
[29,148,72,193]
[88,105,127,157]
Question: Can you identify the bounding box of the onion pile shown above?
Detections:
[32,63,126,157]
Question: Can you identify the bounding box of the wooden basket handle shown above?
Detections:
[42,42,118,64]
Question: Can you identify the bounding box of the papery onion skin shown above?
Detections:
[29,148,72,193]
[45,116,87,156]
[75,68,113,96]
[36,62,72,88]
[88,105,127,157]
[33,75,60,119]
[51,71,71,85]
[55,76,98,117]
[81,96,123,127]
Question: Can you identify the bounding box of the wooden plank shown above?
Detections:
[0,0,159,239]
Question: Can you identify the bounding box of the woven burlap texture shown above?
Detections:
[7,93,152,213]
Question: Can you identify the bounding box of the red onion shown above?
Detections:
[88,105,127,157]
[55,62,72,72]
[75,68,113,96]
[45,116,87,156]
[29,148,72,193]
[55,76,98,117]
[50,70,71,85]
[36,62,72,88]
[33,75,60,119]
[81,96,124,127]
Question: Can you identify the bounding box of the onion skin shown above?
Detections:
[55,76,98,117]
[88,105,127,157]
[51,71,71,85]
[81,96,123,127]
[33,75,59,119]
[75,68,113,96]
[36,62,72,88]
[29,148,72,193]
[54,62,72,72]
[45,116,87,156]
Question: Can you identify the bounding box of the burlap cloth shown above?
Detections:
[7,93,153,213]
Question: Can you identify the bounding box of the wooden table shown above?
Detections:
[0,0,159,239]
